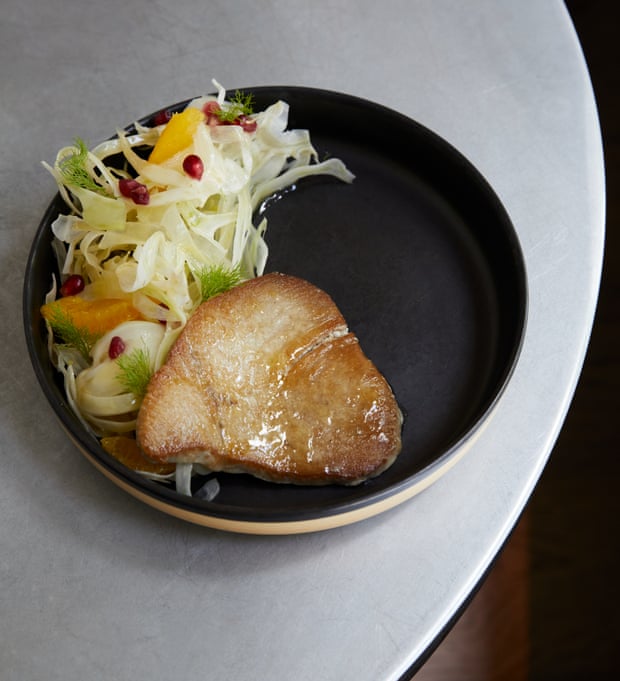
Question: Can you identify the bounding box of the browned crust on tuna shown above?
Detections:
[136,273,402,485]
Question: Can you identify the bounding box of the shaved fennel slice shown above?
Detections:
[92,130,159,162]
[251,157,355,212]
[134,468,176,483]
[241,217,268,277]
[175,463,194,496]
[231,184,253,268]
[74,322,165,433]
[195,477,220,501]
[54,346,99,436]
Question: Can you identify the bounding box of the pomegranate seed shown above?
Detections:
[119,178,150,205]
[108,336,126,360]
[152,109,172,126]
[60,274,85,297]
[202,101,221,116]
[203,101,224,126]
[238,115,257,133]
[183,154,204,180]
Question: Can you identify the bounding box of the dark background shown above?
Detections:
[527,2,619,677]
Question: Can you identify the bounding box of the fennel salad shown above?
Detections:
[40,80,354,496]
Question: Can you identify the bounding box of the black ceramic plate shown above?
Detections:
[23,87,527,534]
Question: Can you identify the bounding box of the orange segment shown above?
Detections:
[148,107,206,164]
[101,436,176,475]
[41,296,143,337]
